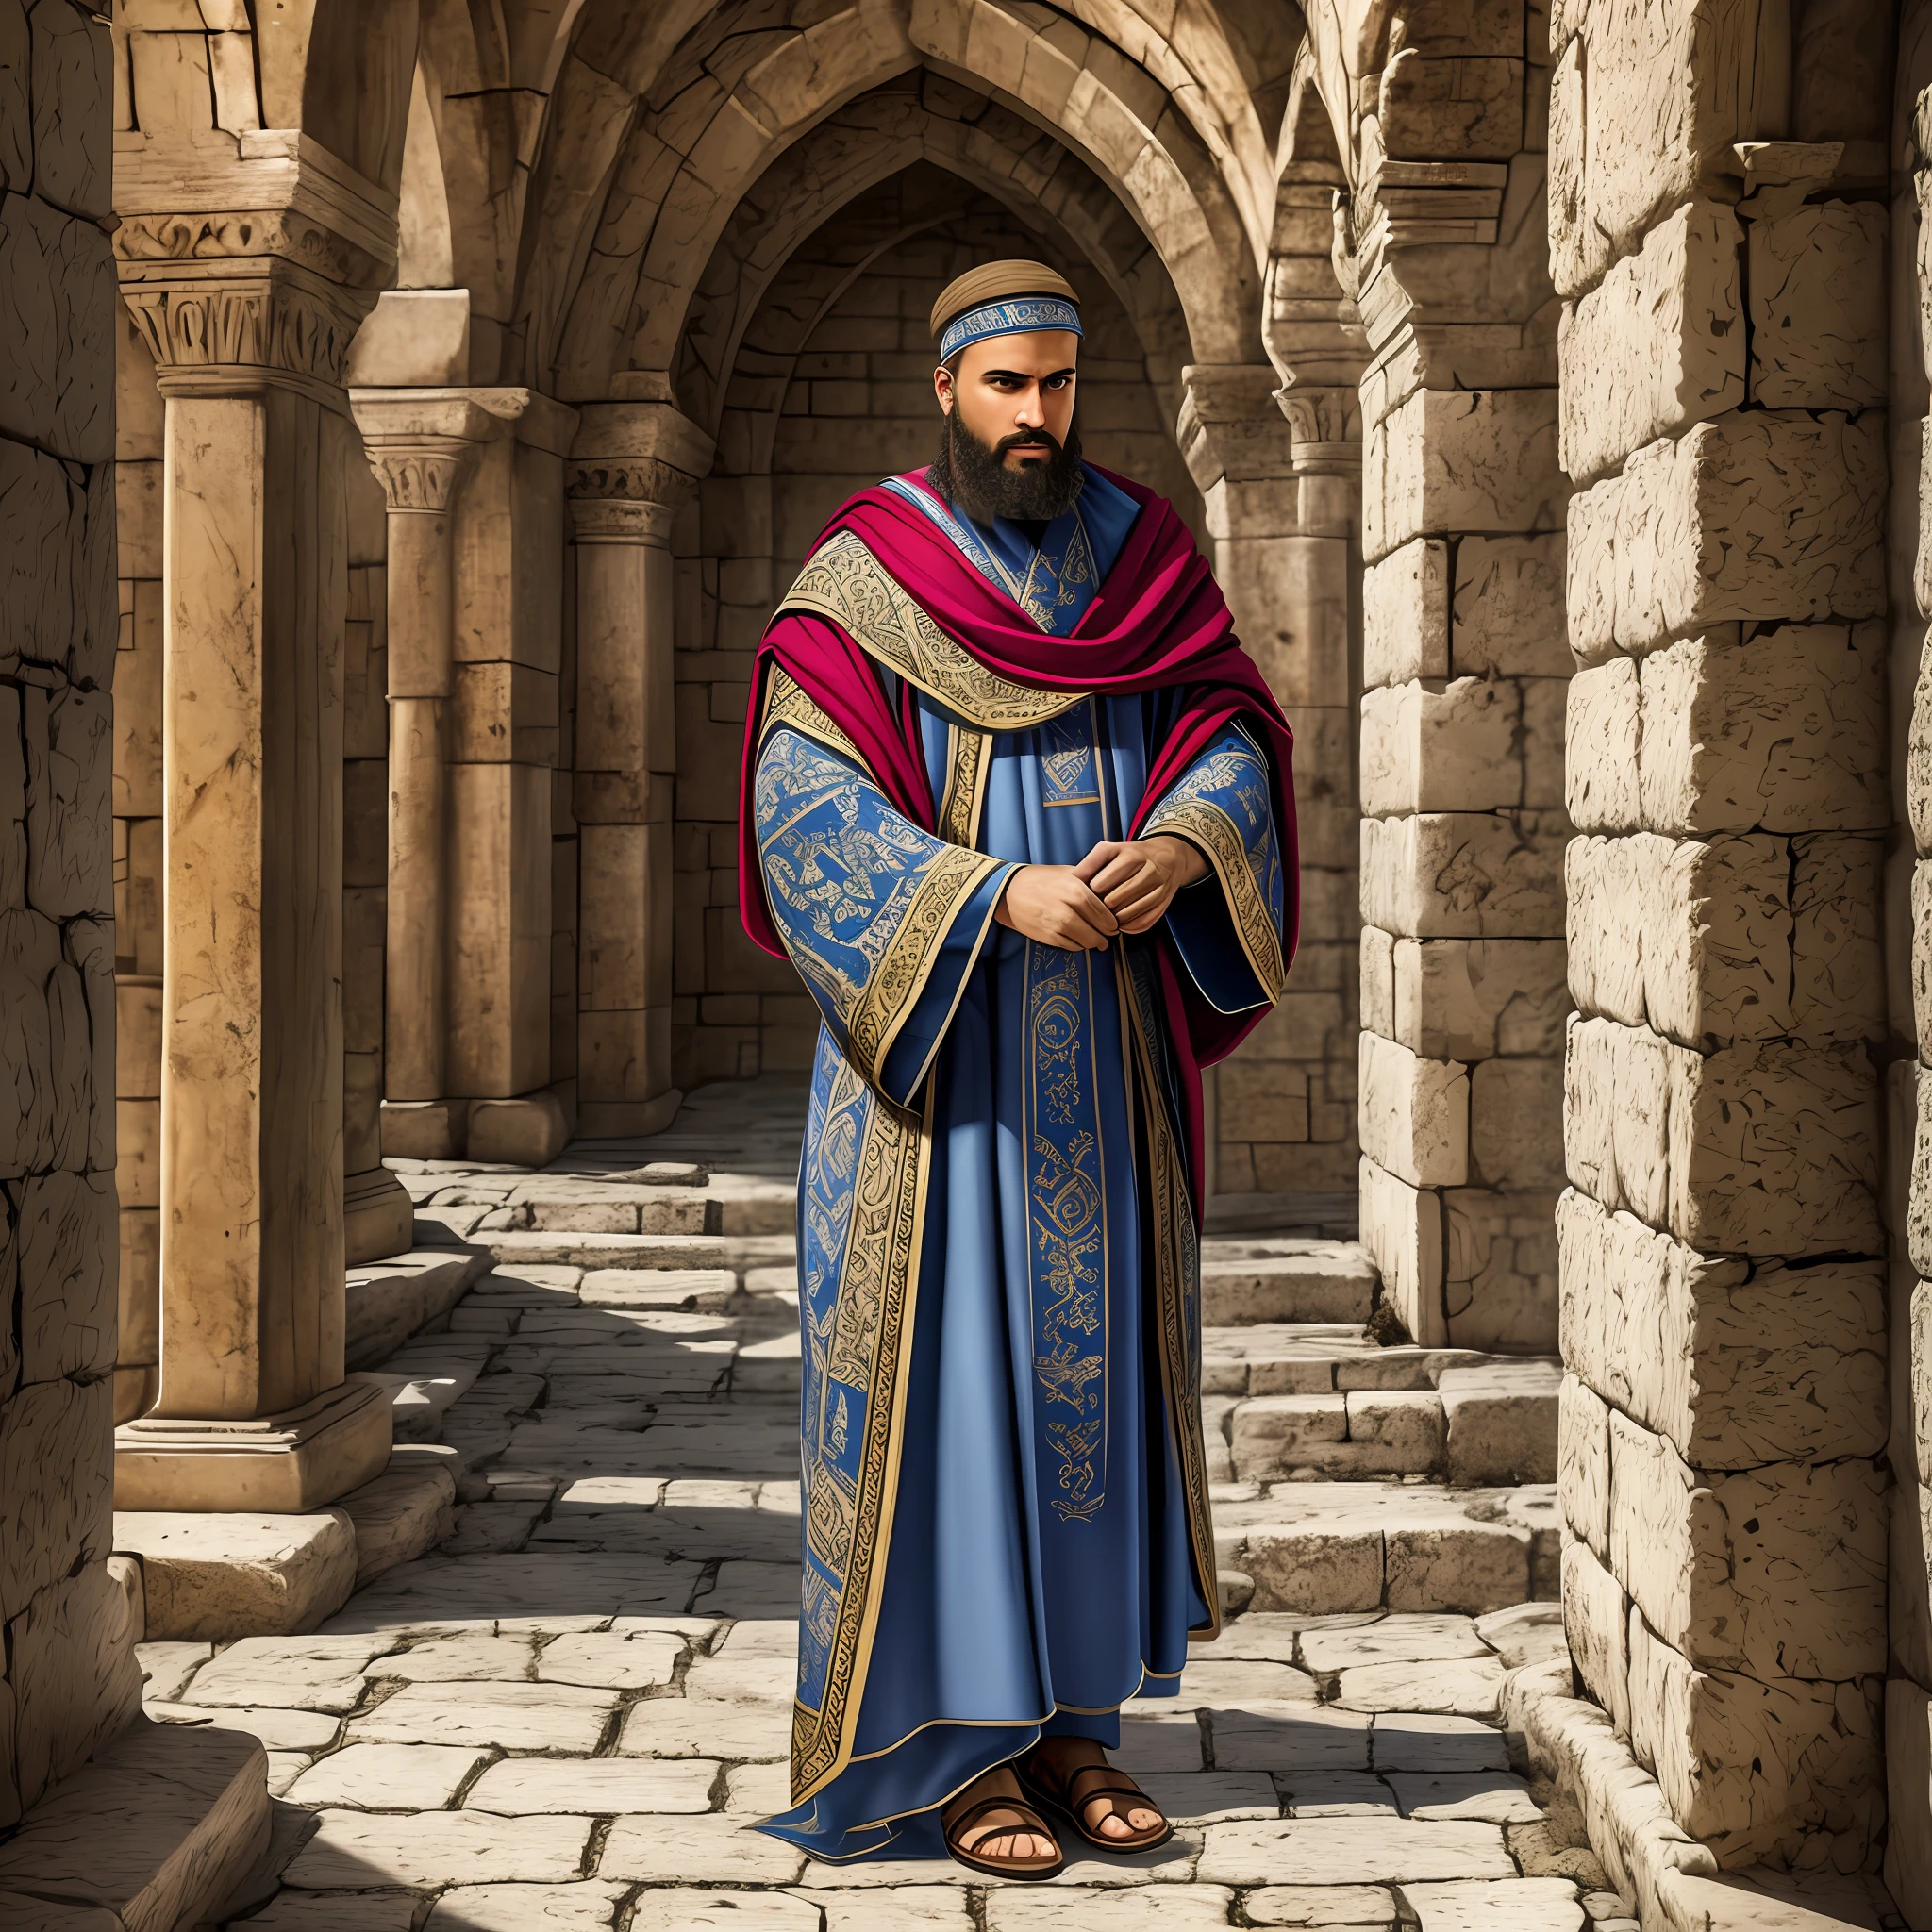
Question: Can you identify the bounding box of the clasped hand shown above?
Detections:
[993,835,1208,952]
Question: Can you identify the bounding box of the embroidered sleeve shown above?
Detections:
[753,710,1016,1104]
[1142,722,1286,1012]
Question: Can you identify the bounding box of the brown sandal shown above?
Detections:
[1016,1750,1173,1854]
[941,1789,1065,1880]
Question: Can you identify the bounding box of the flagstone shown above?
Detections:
[245,1889,424,1930]
[348,1680,619,1752]
[631,1894,822,1930]
[1403,1878,1584,1930]
[366,1635,537,1680]
[1333,1657,1505,1716]
[287,1743,490,1810]
[1244,1887,1401,1926]
[597,1812,808,1883]
[985,1884,1238,1926]
[146,1702,342,1751]
[537,1630,685,1689]
[465,1758,719,1813]
[1196,1817,1513,1885]
[1389,1772,1541,1824]
[423,1881,632,1929]
[1369,1714,1509,1772]
[619,1697,790,1759]
[285,1811,593,1887]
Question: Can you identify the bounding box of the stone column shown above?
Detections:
[568,405,712,1138]
[1545,15,1890,1898]
[347,398,490,1158]
[112,247,392,1511]
[1176,368,1359,1200]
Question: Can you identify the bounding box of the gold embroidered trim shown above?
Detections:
[1143,793,1286,1002]
[939,722,991,847]
[762,663,862,762]
[792,1074,934,1803]
[847,843,1008,1086]
[1119,953,1220,1636]
[780,529,1091,730]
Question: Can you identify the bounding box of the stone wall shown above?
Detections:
[0,0,145,1824]
[1550,0,1895,1880]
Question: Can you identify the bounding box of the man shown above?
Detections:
[739,259,1297,1873]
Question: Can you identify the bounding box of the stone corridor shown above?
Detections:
[132,1082,1634,1932]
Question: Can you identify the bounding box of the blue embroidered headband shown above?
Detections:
[939,295,1083,363]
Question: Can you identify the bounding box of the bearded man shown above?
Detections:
[740,260,1297,1874]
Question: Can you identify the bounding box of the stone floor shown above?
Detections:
[141,1083,1629,1932]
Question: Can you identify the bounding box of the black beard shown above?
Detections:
[928,408,1084,525]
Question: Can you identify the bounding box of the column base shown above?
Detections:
[578,1089,684,1139]
[0,1718,270,1929]
[345,1162,416,1264]
[114,1376,394,1513]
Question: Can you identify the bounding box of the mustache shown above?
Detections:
[997,430,1058,452]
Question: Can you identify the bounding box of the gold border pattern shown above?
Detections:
[939,722,991,847]
[779,529,1091,730]
[763,663,863,762]
[1143,790,1286,1001]
[792,1064,934,1803]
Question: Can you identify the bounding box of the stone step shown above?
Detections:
[1212,1481,1560,1620]
[1206,1337,1560,1487]
[409,1174,797,1239]
[1197,1238,1378,1324]
[472,1229,798,1272]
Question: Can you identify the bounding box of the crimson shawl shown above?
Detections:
[739,465,1299,1177]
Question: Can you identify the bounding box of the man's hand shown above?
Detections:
[995,865,1119,951]
[1075,835,1208,934]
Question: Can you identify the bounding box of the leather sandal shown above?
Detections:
[941,1789,1064,1880]
[1016,1750,1173,1854]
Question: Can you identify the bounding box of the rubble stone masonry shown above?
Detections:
[0,0,144,1825]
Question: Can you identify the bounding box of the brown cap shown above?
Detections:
[928,258,1080,341]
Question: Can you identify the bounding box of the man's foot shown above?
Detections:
[940,1765,1062,1877]
[1019,1737,1170,1848]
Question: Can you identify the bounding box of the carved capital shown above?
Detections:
[1279,386,1362,472]
[364,438,475,513]
[1175,364,1300,490]
[122,261,374,402]
[567,458,700,510]
[569,495,676,544]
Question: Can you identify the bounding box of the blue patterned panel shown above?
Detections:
[1024,943,1110,1524]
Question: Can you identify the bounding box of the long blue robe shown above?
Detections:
[751,467,1286,1860]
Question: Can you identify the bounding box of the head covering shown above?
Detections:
[929,259,1081,362]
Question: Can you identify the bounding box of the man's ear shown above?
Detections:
[933,364,955,415]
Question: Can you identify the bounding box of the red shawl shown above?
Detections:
[738,467,1299,1187]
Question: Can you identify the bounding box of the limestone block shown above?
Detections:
[1566,415,1886,664]
[1564,660,1640,832]
[1563,1016,1682,1226]
[1565,836,1646,1027]
[1469,1058,1564,1191]
[1885,1676,1932,1925]
[1365,389,1564,565]
[1790,833,1884,1044]
[1638,625,1886,835]
[9,1560,145,1811]
[1557,1190,1887,1468]
[1361,811,1568,938]
[1547,0,1790,297]
[1442,1187,1559,1354]
[1358,1032,1468,1188]
[1564,1540,1629,1737]
[0,1374,111,1620]
[1607,1411,1887,1680]
[114,1510,358,1641]
[114,579,162,816]
[1392,937,1568,1061]
[1231,1394,1347,1479]
[1638,835,1790,1048]
[1359,1155,1447,1347]
[1749,202,1887,410]
[15,1169,114,1379]
[1361,926,1395,1038]
[1453,535,1570,679]
[338,1463,458,1587]
[1378,50,1524,157]
[287,1810,594,1888]
[1360,678,1523,816]
[1559,1373,1610,1556]
[25,683,109,917]
[1223,535,1353,708]
[1626,1610,1882,1867]
[1558,202,1745,487]
[1364,539,1449,687]
[1669,1040,1879,1256]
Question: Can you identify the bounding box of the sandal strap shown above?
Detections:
[945,1793,1053,1854]
[1030,1756,1159,1822]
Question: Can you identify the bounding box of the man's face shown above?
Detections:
[934,331,1079,468]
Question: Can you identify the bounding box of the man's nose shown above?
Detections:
[1014,386,1046,427]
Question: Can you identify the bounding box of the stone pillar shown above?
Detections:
[112,249,391,1511]
[1176,367,1359,1200]
[348,387,577,1166]
[1337,21,1570,1355]
[568,405,712,1138]
[1549,13,1890,1886]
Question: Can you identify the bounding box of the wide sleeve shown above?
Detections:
[1141,719,1287,1014]
[753,670,1017,1106]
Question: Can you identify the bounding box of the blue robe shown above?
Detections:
[750,467,1286,1860]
